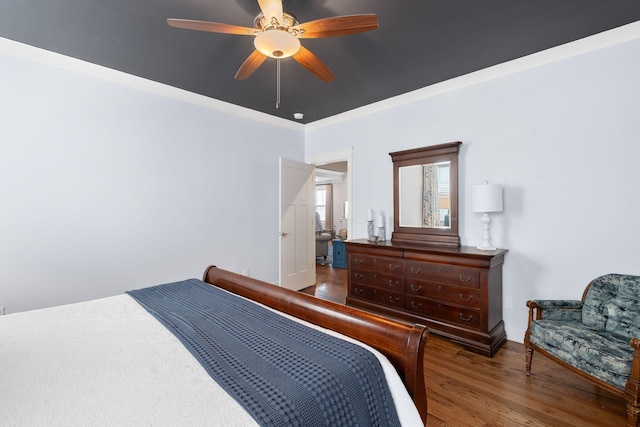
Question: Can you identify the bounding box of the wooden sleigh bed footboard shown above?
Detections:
[203,265,430,423]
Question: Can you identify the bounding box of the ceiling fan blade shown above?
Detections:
[294,14,378,38]
[235,50,268,80]
[258,0,283,24]
[167,18,256,35]
[292,46,334,82]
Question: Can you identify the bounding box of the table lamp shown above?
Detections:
[472,182,503,250]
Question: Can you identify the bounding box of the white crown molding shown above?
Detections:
[306,147,354,165]
[315,168,346,184]
[305,20,640,131]
[3,19,639,132]
[0,37,303,131]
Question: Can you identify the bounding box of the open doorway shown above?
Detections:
[314,163,347,266]
[315,163,348,240]
[307,148,352,269]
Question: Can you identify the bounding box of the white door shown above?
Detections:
[279,158,315,290]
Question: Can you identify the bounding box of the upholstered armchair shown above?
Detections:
[524,274,640,426]
[315,212,331,261]
[316,233,331,260]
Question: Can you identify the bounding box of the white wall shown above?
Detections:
[305,36,640,343]
[0,43,305,313]
[3,31,639,339]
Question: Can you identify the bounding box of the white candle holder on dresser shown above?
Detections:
[367,220,376,242]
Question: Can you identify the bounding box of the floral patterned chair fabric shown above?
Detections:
[525,274,640,426]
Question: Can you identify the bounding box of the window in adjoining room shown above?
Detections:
[315,184,333,232]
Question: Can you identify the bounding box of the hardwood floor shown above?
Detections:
[304,262,627,426]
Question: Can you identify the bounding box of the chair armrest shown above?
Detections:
[532,299,584,309]
[527,299,583,324]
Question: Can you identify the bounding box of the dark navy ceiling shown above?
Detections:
[1,1,639,123]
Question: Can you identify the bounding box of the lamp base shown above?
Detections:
[476,243,497,251]
[477,212,496,251]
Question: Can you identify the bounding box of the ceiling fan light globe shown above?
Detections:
[254,30,300,59]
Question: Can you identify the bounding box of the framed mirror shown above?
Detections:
[390,142,461,246]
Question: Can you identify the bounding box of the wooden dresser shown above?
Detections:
[345,239,507,357]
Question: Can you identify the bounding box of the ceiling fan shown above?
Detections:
[167,0,378,83]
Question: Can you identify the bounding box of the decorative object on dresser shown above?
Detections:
[346,142,508,357]
[346,239,507,357]
[367,208,376,242]
[472,181,503,251]
[377,213,386,242]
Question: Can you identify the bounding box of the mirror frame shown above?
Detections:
[390,141,461,246]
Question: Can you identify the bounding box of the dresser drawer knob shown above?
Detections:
[354,287,364,294]
[389,296,400,304]
[458,274,473,282]
[410,284,423,292]
[411,301,423,309]
[354,273,364,280]
[459,293,473,302]
[411,267,422,275]
[389,280,399,287]
[389,264,400,271]
[355,258,364,265]
[459,313,473,322]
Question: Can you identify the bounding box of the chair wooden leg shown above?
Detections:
[625,338,640,426]
[627,406,639,427]
[524,330,533,375]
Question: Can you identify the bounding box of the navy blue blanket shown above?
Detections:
[127,279,401,427]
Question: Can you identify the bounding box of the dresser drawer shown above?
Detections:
[349,254,405,275]
[351,269,404,290]
[405,278,481,309]
[345,240,507,357]
[405,260,479,288]
[405,295,481,329]
[350,284,404,309]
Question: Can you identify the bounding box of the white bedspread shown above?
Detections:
[0,293,422,426]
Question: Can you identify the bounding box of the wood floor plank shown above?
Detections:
[309,261,627,426]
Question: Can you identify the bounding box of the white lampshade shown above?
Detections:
[254,30,300,58]
[472,183,503,213]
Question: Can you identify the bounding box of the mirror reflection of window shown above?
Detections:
[437,164,450,227]
[399,162,451,229]
[423,164,439,227]
[423,162,450,228]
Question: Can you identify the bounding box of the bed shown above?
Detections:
[1,265,428,426]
